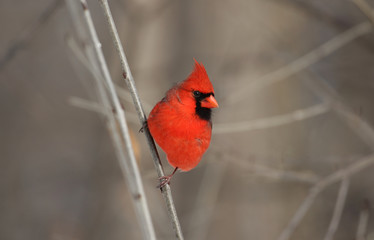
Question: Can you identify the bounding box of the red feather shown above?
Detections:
[148,60,218,175]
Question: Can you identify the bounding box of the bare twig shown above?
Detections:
[0,0,63,71]
[115,83,153,112]
[214,102,330,134]
[209,147,320,184]
[304,75,374,151]
[278,154,374,240]
[356,200,370,240]
[69,96,107,115]
[98,0,184,239]
[68,96,139,124]
[323,178,350,240]
[66,34,151,110]
[277,186,319,240]
[227,22,372,104]
[66,35,104,87]
[352,0,374,24]
[66,0,157,239]
[247,162,319,184]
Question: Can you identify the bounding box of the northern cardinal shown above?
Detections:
[147,59,219,188]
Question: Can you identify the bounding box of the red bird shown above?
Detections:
[147,59,218,188]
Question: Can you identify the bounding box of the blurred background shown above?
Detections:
[2,0,374,239]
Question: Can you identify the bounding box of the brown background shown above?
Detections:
[1,0,374,239]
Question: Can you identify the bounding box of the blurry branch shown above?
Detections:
[79,1,157,238]
[115,83,153,112]
[278,154,374,240]
[209,147,320,184]
[356,200,370,240]
[98,0,184,239]
[69,96,107,115]
[66,0,156,239]
[323,178,350,240]
[304,75,374,151]
[68,96,139,124]
[187,160,228,240]
[247,162,319,184]
[353,0,374,24]
[214,103,330,134]
[66,35,103,83]
[227,22,372,104]
[278,184,319,240]
[66,35,152,112]
[0,0,63,71]
[187,152,317,239]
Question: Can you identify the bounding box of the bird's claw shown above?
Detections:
[139,121,148,133]
[157,175,172,189]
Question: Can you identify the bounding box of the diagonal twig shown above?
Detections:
[98,0,184,239]
[66,34,152,111]
[0,0,63,71]
[68,96,139,124]
[352,0,374,24]
[323,178,350,240]
[214,102,330,134]
[208,147,320,184]
[278,154,374,240]
[304,74,374,151]
[227,22,372,104]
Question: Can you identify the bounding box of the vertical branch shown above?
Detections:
[323,178,350,240]
[97,0,184,239]
[66,0,157,239]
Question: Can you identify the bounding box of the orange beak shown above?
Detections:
[201,95,219,108]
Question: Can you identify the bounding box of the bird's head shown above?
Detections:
[178,59,218,121]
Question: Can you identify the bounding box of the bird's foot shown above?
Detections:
[139,121,148,133]
[157,175,173,189]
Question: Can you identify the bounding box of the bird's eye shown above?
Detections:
[193,91,201,97]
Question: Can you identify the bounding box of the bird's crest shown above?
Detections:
[180,59,214,94]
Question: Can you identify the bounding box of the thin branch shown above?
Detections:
[352,0,374,24]
[304,74,374,151]
[277,186,320,240]
[68,96,139,124]
[214,102,330,134]
[248,162,319,184]
[0,0,63,71]
[278,154,374,240]
[67,0,157,239]
[209,147,320,184]
[356,200,370,240]
[69,96,107,115]
[323,178,350,240]
[66,34,151,110]
[227,22,372,104]
[66,34,104,84]
[98,0,184,239]
[115,83,153,112]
